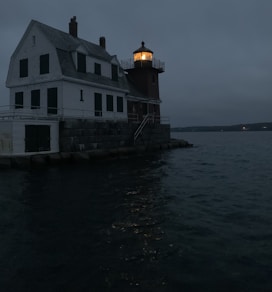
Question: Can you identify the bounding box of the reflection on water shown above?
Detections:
[0,155,177,291]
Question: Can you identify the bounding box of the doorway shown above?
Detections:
[25,125,51,152]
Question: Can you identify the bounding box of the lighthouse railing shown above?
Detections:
[121,58,165,72]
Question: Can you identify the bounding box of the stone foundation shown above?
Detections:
[0,139,193,169]
[59,119,171,152]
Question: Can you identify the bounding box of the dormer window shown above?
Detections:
[19,58,28,78]
[95,63,101,75]
[40,54,49,74]
[77,53,86,73]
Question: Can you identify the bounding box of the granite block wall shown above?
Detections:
[59,119,170,152]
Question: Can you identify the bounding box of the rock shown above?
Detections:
[11,156,31,169]
[88,150,110,160]
[0,157,11,169]
[118,147,137,156]
[160,143,169,150]
[72,152,90,162]
[60,152,72,162]
[31,155,48,166]
[48,153,62,165]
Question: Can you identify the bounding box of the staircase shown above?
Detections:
[134,114,152,144]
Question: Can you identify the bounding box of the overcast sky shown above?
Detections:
[1,0,272,126]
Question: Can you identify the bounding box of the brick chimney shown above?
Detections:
[69,16,78,38]
[99,36,106,49]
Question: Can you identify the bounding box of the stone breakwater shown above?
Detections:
[0,139,192,169]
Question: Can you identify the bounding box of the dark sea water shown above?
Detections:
[1,131,272,292]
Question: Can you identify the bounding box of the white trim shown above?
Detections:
[62,76,129,93]
[7,76,129,94]
[6,79,63,89]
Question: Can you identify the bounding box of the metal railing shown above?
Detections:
[0,105,170,127]
[121,58,165,72]
[0,105,59,120]
[134,114,151,144]
[0,104,128,122]
[128,113,170,125]
[133,114,170,144]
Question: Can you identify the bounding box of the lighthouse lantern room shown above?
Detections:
[133,42,153,66]
[123,41,165,123]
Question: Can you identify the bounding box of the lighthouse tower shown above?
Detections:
[124,42,165,122]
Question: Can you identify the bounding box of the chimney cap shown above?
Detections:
[99,36,106,49]
[69,16,78,38]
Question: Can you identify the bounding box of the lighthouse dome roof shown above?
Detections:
[133,41,153,54]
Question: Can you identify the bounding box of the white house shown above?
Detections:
[6,16,129,120]
[0,17,166,156]
[1,17,131,155]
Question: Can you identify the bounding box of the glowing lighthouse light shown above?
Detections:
[133,41,153,63]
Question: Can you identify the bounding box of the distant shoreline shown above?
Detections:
[171,122,272,132]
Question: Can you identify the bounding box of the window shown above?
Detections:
[77,53,86,73]
[94,63,101,75]
[47,88,58,114]
[80,89,84,101]
[20,59,28,77]
[106,95,113,111]
[15,92,24,109]
[31,90,40,109]
[94,93,102,116]
[40,54,49,74]
[117,96,123,112]
[111,64,118,81]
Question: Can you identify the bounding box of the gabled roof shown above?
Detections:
[56,49,129,90]
[8,19,152,99]
[33,20,129,91]
[34,20,112,62]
